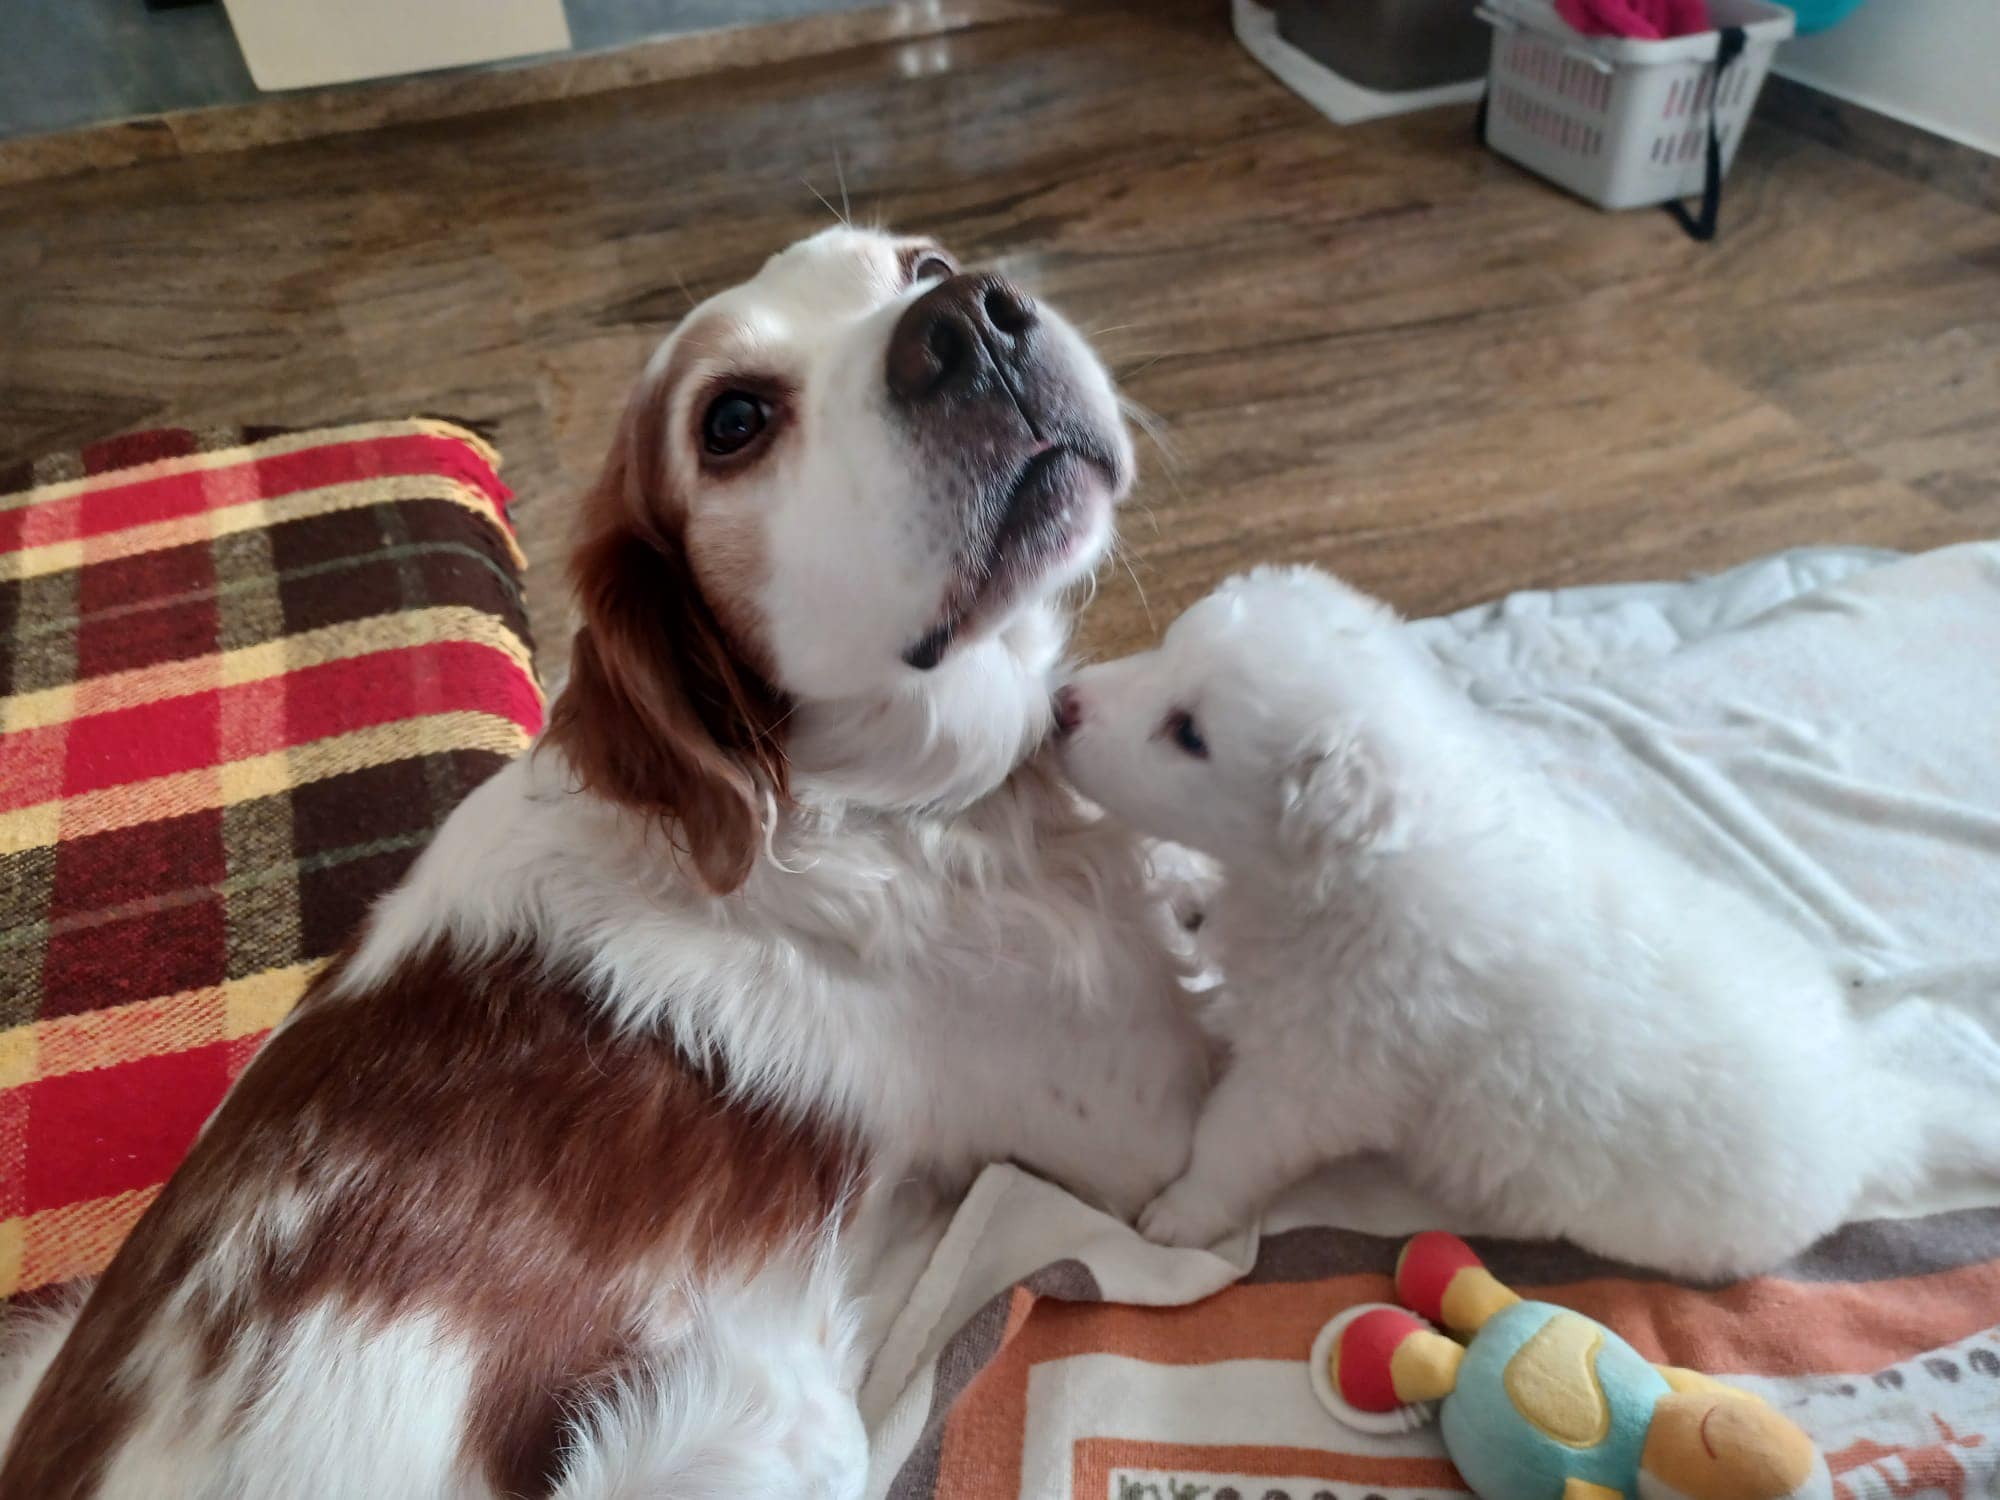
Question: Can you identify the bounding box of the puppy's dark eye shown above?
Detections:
[1164,709,1208,759]
[911,253,955,284]
[702,392,769,457]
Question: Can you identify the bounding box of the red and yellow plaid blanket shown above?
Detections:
[0,420,543,1305]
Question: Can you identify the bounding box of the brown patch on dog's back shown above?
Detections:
[0,942,857,1499]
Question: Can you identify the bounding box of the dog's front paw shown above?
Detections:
[1137,1183,1237,1248]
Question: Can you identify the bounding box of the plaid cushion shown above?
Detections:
[0,420,543,1304]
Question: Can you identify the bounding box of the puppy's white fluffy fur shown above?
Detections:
[1059,565,2000,1279]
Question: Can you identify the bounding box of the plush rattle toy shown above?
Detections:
[1310,1233,1831,1500]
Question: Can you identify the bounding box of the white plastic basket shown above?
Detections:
[1475,0,1796,212]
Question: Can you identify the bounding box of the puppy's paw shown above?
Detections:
[1137,1183,1237,1248]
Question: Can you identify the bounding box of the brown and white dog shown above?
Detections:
[0,228,1209,1499]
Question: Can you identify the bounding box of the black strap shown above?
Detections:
[1665,24,1748,243]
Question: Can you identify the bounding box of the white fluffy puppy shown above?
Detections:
[1056,565,1999,1279]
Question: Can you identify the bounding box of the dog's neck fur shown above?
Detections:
[784,600,1069,814]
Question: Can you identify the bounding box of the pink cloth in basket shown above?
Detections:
[1555,0,1711,38]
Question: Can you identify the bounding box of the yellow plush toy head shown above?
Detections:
[1638,1389,1829,1500]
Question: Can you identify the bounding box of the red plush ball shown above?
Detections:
[1335,1306,1430,1413]
[1394,1230,1483,1326]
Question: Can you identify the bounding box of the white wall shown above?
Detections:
[1776,0,2000,158]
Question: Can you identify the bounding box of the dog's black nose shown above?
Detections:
[886,272,1040,403]
[1052,684,1082,736]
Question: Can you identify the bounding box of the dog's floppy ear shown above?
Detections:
[544,361,789,894]
[1278,729,1400,866]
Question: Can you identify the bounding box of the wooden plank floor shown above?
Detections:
[2,1,1996,675]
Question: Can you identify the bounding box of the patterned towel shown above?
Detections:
[873,1173,2000,1500]
[862,544,2000,1500]
[0,420,543,1305]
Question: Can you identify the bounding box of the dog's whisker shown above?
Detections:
[802,175,850,229]
[833,147,852,226]
[668,262,699,315]
[1117,394,1174,449]
[764,702,800,738]
[1113,542,1157,633]
[1117,396,1191,511]
[1121,494,1166,541]
[1115,352,1171,383]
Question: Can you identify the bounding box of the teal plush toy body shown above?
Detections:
[1310,1234,1831,1500]
[1445,1298,1667,1500]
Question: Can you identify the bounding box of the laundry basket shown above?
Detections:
[1476,0,1795,216]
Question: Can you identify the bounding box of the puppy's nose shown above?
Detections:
[886,272,1040,403]
[1052,685,1082,736]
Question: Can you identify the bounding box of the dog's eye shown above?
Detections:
[911,253,955,285]
[1164,710,1208,759]
[702,392,769,457]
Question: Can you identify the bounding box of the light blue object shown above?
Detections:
[1780,0,1869,33]
[1441,1301,1670,1500]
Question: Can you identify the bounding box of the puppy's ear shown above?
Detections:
[544,362,789,894]
[1277,731,1399,865]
